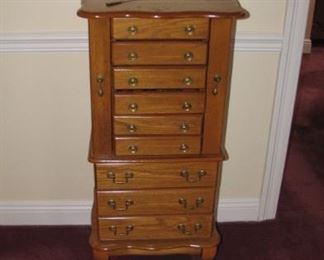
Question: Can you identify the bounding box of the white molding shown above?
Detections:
[258,0,310,220]
[235,33,283,52]
[0,32,282,53]
[0,32,88,53]
[0,199,259,225]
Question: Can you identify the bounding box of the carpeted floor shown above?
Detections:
[0,47,323,260]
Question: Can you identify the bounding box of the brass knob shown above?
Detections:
[182,101,192,112]
[128,77,138,87]
[128,52,138,61]
[194,223,202,232]
[127,124,137,133]
[184,25,195,36]
[178,198,188,208]
[198,170,207,179]
[96,74,104,97]
[179,144,189,153]
[128,25,138,35]
[196,197,205,208]
[128,145,138,154]
[128,103,138,112]
[213,74,222,95]
[107,171,134,184]
[183,77,193,86]
[107,199,134,211]
[109,225,134,236]
[184,52,194,62]
[180,123,190,133]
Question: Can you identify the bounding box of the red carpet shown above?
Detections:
[0,47,323,260]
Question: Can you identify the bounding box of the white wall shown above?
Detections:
[0,0,288,224]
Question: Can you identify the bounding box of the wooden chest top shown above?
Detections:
[78,0,248,18]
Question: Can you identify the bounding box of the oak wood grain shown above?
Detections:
[114,92,205,115]
[95,161,218,190]
[112,18,209,39]
[112,41,207,65]
[202,18,234,155]
[113,67,207,89]
[88,18,112,158]
[97,188,214,216]
[114,136,201,156]
[98,214,213,241]
[113,115,203,135]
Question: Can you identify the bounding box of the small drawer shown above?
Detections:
[114,136,201,156]
[95,161,218,190]
[97,188,214,216]
[112,42,207,65]
[98,214,213,241]
[113,67,206,90]
[114,115,203,135]
[112,18,209,40]
[114,93,205,115]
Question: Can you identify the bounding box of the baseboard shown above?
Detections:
[0,199,259,225]
[303,38,312,53]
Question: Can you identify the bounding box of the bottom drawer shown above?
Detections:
[98,214,213,241]
[115,136,201,156]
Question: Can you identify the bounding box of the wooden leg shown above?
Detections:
[93,249,109,260]
[201,246,217,260]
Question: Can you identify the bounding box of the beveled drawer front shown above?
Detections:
[98,214,213,241]
[113,67,206,89]
[114,136,201,156]
[114,115,203,135]
[112,18,209,40]
[95,161,218,190]
[97,188,214,216]
[112,42,207,65]
[114,93,205,115]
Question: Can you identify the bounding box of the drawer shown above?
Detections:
[97,188,214,216]
[112,18,209,40]
[95,161,218,190]
[113,67,206,90]
[114,136,201,156]
[114,93,205,115]
[112,42,207,65]
[114,115,203,135]
[98,214,213,241]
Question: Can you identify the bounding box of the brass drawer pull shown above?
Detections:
[127,124,137,133]
[182,101,192,112]
[128,25,138,35]
[180,169,207,183]
[184,25,195,36]
[109,225,134,236]
[179,144,189,153]
[128,145,138,154]
[183,77,193,86]
[196,197,205,208]
[128,52,138,61]
[180,123,190,133]
[96,74,104,97]
[213,74,222,95]
[184,51,194,62]
[107,199,134,211]
[177,223,202,235]
[128,77,138,87]
[178,197,205,209]
[107,172,134,184]
[128,103,138,112]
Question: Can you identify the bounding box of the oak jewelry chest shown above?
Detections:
[77,0,247,259]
